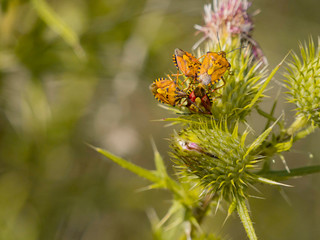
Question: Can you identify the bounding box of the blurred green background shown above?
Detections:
[0,0,319,239]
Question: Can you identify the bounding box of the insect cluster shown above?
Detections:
[150,48,231,115]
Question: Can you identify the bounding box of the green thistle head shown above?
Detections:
[284,38,320,126]
[170,121,261,202]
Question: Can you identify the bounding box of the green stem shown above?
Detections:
[264,99,278,131]
[193,193,217,224]
[258,165,320,180]
[189,194,218,238]
[256,106,277,122]
[237,197,258,240]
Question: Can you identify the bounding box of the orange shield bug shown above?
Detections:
[197,51,231,89]
[150,77,186,106]
[173,48,201,79]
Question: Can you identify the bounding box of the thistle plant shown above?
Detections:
[94,0,320,239]
[285,38,320,127]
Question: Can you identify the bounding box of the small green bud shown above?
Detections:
[284,38,320,127]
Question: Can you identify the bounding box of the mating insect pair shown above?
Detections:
[150,47,232,115]
[173,48,231,92]
[150,77,212,115]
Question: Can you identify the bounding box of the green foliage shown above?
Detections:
[95,144,217,239]
[94,145,160,183]
[31,0,84,57]
[0,0,156,239]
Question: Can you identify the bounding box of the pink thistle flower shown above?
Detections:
[194,0,266,64]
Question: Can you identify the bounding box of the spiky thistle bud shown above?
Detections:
[170,121,278,203]
[284,38,320,127]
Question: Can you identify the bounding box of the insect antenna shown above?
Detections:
[226,45,248,55]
